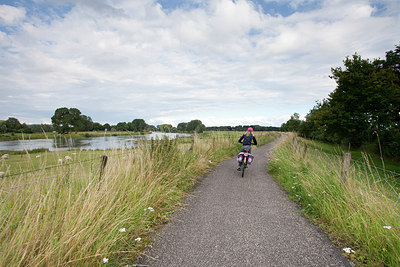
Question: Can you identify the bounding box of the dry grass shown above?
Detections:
[0,131,279,266]
[269,134,400,266]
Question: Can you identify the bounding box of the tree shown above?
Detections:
[5,117,22,132]
[52,108,71,133]
[158,124,174,132]
[131,119,147,132]
[51,107,83,133]
[281,113,301,132]
[186,120,206,133]
[177,122,188,132]
[69,108,83,132]
[303,44,400,156]
[79,115,93,131]
[0,121,7,133]
[103,123,111,131]
[93,122,104,131]
[116,122,128,131]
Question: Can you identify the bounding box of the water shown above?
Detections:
[0,132,191,151]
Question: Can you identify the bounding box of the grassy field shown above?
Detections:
[0,131,280,266]
[302,139,400,174]
[269,134,400,266]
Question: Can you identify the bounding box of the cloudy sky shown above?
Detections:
[0,0,399,127]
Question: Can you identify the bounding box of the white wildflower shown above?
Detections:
[343,248,355,254]
[322,191,326,194]
[135,237,141,242]
[292,187,295,189]
[36,155,41,158]
[147,207,154,212]
[208,160,212,163]
[308,194,312,197]
[119,228,126,232]
[103,257,109,263]
[383,226,392,230]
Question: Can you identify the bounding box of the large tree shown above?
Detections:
[186,120,206,133]
[177,122,188,132]
[4,117,22,132]
[51,108,71,133]
[51,107,84,133]
[298,44,400,156]
[131,119,147,132]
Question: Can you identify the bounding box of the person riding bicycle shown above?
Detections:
[237,127,257,171]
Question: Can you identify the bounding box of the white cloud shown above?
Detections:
[0,5,26,25]
[0,0,399,126]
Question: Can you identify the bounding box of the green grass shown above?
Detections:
[303,139,400,173]
[0,131,279,266]
[269,134,400,266]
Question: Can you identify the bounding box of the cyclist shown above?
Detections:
[237,127,257,171]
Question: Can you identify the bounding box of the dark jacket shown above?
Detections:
[238,134,257,146]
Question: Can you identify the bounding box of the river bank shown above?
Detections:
[0,130,148,141]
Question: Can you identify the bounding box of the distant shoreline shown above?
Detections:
[0,131,149,141]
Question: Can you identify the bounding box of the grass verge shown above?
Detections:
[0,131,279,266]
[268,134,400,266]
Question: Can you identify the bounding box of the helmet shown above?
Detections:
[247,127,253,132]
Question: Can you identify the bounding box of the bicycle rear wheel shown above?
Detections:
[241,156,247,177]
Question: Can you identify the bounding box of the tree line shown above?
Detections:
[281,43,400,158]
[0,117,53,134]
[1,111,280,135]
[206,125,280,131]
[0,108,208,134]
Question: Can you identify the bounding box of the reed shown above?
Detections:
[269,134,400,266]
[0,131,279,266]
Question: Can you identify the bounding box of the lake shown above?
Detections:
[0,132,191,151]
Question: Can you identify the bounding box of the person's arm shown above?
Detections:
[252,136,257,145]
[238,135,244,143]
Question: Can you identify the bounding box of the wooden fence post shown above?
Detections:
[303,144,308,158]
[187,139,194,153]
[341,152,351,183]
[99,155,108,183]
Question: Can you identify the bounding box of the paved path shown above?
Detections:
[137,136,352,266]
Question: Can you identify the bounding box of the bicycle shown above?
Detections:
[237,146,254,177]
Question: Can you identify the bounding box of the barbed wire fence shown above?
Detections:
[291,136,400,191]
[0,151,129,193]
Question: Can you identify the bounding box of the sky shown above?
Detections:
[0,0,399,127]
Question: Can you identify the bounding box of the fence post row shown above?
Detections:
[341,152,351,183]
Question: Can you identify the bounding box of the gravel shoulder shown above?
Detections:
[137,136,353,266]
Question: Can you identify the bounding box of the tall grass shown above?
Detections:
[0,131,279,266]
[268,134,400,266]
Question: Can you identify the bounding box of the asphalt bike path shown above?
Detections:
[137,136,352,266]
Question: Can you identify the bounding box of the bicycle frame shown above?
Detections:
[238,147,253,177]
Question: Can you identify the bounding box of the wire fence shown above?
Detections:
[291,137,400,189]
[0,151,128,193]
[1,151,126,178]
[0,166,94,193]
